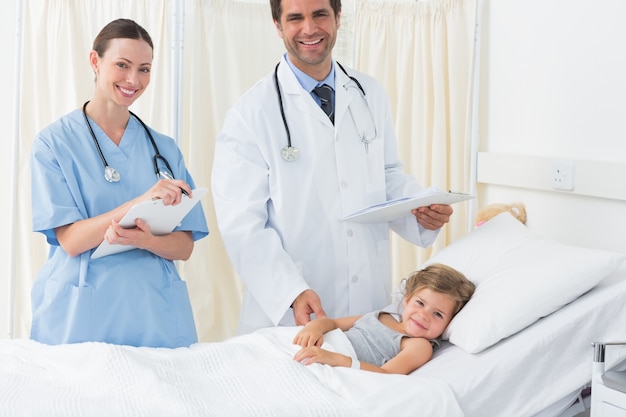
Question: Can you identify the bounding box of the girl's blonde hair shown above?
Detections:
[403,263,475,315]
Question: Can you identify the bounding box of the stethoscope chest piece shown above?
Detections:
[104,166,121,183]
[281,145,300,162]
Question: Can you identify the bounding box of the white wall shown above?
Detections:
[476,0,626,254]
[1,2,18,338]
[481,0,626,161]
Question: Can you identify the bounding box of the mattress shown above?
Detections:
[416,263,626,417]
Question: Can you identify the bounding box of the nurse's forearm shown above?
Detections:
[142,231,194,261]
[55,201,135,257]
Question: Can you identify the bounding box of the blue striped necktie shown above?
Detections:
[313,84,334,124]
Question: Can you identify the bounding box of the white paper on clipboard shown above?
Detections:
[340,187,474,223]
[91,187,208,259]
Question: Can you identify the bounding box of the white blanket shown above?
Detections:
[0,326,463,417]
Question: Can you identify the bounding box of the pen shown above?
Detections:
[158,171,190,197]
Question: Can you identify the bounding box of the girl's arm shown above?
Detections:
[371,337,434,374]
[294,337,434,375]
[293,316,361,347]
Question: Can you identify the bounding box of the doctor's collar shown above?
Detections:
[282,53,336,92]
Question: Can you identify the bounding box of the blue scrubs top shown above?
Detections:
[30,109,209,348]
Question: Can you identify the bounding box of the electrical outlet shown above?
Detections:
[551,161,575,191]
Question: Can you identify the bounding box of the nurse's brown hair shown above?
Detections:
[92,18,153,58]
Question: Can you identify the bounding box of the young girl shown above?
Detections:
[293,263,475,375]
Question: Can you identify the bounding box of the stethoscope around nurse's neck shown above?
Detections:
[82,101,175,183]
[273,61,377,162]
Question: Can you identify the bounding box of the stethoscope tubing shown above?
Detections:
[274,63,293,150]
[129,109,175,178]
[273,61,367,161]
[82,101,174,181]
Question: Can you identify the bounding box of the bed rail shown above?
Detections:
[591,341,626,417]
[592,342,626,363]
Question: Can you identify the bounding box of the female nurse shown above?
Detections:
[29,18,209,348]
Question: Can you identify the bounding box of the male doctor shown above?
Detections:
[211,0,453,334]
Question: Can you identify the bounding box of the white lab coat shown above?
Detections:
[212,56,438,334]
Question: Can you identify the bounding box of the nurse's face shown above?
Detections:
[90,38,153,108]
[274,0,340,81]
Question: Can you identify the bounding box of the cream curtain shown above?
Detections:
[354,0,477,287]
[10,0,475,342]
[180,0,285,342]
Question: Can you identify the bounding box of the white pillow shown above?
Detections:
[417,212,625,354]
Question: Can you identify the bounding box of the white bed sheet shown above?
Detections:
[0,326,463,417]
[415,263,626,417]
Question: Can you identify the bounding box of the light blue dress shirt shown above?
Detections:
[283,52,336,106]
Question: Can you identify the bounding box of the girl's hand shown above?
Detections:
[293,347,350,368]
[293,327,324,347]
[293,319,330,347]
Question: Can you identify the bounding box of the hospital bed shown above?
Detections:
[417,262,626,417]
[1,212,625,417]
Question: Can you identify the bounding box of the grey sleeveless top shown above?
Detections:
[344,311,440,367]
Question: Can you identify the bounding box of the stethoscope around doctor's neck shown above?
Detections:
[82,101,175,183]
[274,61,377,162]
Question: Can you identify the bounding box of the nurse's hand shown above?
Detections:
[142,179,192,206]
[412,204,453,230]
[104,218,153,246]
[292,289,327,326]
[103,219,193,260]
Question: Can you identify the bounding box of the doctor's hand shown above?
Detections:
[412,204,453,230]
[292,289,327,326]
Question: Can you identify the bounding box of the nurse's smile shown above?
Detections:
[118,86,137,97]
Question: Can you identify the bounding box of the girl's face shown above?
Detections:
[91,38,153,108]
[402,288,456,340]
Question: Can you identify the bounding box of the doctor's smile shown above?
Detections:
[300,38,323,45]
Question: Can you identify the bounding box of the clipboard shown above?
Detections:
[340,187,474,223]
[91,187,208,259]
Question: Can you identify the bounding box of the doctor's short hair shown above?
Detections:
[403,263,475,315]
[270,0,341,22]
[92,18,154,57]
